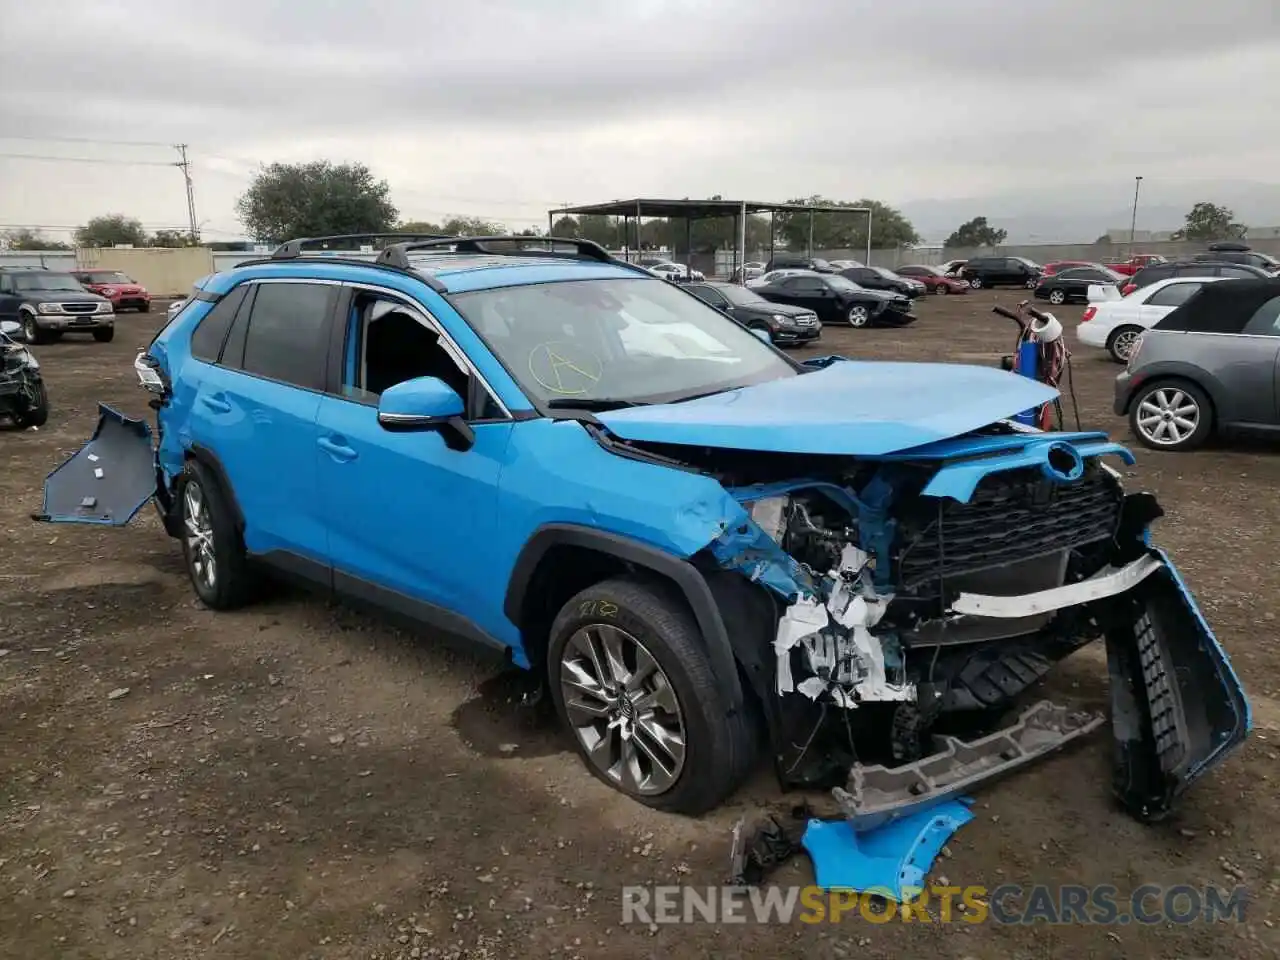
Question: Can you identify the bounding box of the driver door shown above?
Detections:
[313,284,514,626]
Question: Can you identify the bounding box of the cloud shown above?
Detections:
[1,0,1277,240]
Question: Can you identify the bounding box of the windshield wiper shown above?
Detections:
[545,397,642,411]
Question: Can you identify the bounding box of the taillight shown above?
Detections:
[1081,307,1097,323]
[1122,283,1136,296]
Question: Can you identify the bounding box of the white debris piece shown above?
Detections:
[93,467,104,479]
[773,542,915,707]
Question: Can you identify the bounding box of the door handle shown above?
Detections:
[317,436,358,462]
[200,394,231,414]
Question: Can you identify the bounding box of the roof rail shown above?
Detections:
[232,253,449,293]
[271,233,459,259]
[376,235,637,271]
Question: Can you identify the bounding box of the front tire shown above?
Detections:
[21,312,47,345]
[1129,380,1212,451]
[748,321,773,343]
[1048,289,1066,305]
[15,379,48,428]
[138,302,151,313]
[847,304,871,327]
[176,460,255,610]
[547,578,757,814]
[968,276,983,289]
[1024,277,1037,289]
[935,282,948,295]
[93,326,115,343]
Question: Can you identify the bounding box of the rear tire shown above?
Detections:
[138,302,151,313]
[1106,325,1144,364]
[935,283,948,295]
[1024,277,1037,289]
[1048,289,1067,305]
[92,327,115,343]
[176,460,256,610]
[969,276,983,289]
[547,578,758,814]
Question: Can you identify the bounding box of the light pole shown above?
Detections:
[1128,176,1143,257]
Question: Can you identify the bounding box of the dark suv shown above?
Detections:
[1121,259,1271,296]
[763,254,836,274]
[960,256,1042,289]
[1190,242,1279,274]
[0,267,115,344]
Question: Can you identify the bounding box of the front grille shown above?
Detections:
[62,302,97,314]
[896,465,1122,590]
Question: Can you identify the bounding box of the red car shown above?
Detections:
[895,264,970,294]
[1103,254,1167,277]
[71,270,152,312]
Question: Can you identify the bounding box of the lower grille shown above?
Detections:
[896,465,1122,590]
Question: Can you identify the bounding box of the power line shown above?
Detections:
[0,134,174,148]
[0,152,175,167]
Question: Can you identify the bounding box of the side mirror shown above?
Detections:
[0,320,20,337]
[750,327,771,344]
[376,376,474,450]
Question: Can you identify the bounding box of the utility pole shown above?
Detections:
[174,144,199,244]
[1128,176,1143,258]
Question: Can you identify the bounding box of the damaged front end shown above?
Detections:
[702,430,1251,828]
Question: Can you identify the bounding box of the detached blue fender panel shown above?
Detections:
[503,523,742,710]
[34,403,156,526]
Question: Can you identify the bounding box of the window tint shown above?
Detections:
[237,282,335,390]
[1219,266,1259,280]
[189,285,248,362]
[785,277,827,293]
[1146,282,1202,308]
[0,275,12,294]
[686,286,726,308]
[1243,296,1280,336]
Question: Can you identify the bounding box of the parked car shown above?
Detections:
[0,267,114,344]
[684,281,821,346]
[1033,265,1125,305]
[839,265,926,299]
[1120,259,1271,296]
[38,233,1247,824]
[729,261,766,283]
[1078,276,1228,362]
[1191,241,1279,274]
[827,259,864,270]
[938,259,967,277]
[1114,277,1280,450]
[71,269,153,312]
[753,271,915,327]
[1041,260,1101,277]
[894,264,970,295]
[1104,254,1167,277]
[646,262,705,282]
[960,256,1043,289]
[763,254,836,273]
[0,318,48,427]
[746,268,817,289]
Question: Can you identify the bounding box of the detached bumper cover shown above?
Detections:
[33,403,157,525]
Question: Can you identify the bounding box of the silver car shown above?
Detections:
[1113,278,1280,450]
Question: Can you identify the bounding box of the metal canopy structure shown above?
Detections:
[547,198,873,280]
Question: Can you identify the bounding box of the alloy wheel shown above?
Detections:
[1135,387,1200,447]
[935,283,948,295]
[1049,289,1066,304]
[970,277,983,289]
[183,482,217,592]
[23,315,37,344]
[848,305,870,327]
[1110,329,1141,362]
[558,623,686,796]
[1025,278,1037,289]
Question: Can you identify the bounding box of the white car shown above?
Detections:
[1076,275,1228,363]
[646,262,705,282]
[746,268,819,289]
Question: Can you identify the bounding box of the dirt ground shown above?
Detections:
[2,290,1278,960]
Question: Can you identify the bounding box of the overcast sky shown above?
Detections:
[2,0,1278,243]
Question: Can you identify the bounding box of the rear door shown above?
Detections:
[1238,294,1280,424]
[189,278,339,567]
[0,273,18,321]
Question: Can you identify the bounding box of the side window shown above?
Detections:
[341,289,502,420]
[1219,266,1256,280]
[0,275,12,294]
[687,286,726,309]
[189,285,249,362]
[1146,282,1202,308]
[234,282,335,391]
[1243,296,1280,336]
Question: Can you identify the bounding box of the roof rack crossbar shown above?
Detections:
[376,235,615,268]
[232,254,448,293]
[271,233,459,259]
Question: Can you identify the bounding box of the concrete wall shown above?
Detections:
[75,246,216,297]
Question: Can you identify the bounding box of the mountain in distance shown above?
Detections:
[897,179,1280,244]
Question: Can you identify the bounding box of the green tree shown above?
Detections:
[150,229,197,248]
[1175,202,1246,242]
[74,214,149,248]
[1094,234,1113,245]
[235,161,398,244]
[439,216,506,236]
[774,197,918,252]
[1,227,70,251]
[943,216,1007,249]
[397,220,445,234]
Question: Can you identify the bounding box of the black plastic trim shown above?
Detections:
[504,523,743,710]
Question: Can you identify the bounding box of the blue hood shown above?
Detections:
[596,361,1058,456]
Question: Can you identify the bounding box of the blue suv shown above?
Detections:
[39,235,1249,823]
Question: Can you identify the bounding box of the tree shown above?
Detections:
[1175,202,1246,242]
[439,216,506,236]
[1094,234,1113,245]
[75,214,148,248]
[1,227,69,251]
[397,220,445,234]
[150,229,197,248]
[943,216,1007,249]
[235,161,398,244]
[773,197,918,252]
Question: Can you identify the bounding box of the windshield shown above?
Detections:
[452,277,796,406]
[717,284,769,307]
[826,275,862,292]
[13,272,86,292]
[83,271,132,284]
